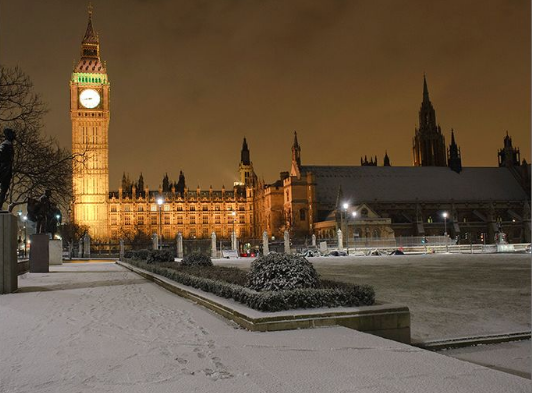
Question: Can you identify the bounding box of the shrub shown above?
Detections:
[181,252,213,267]
[126,259,375,311]
[147,249,174,264]
[133,249,150,260]
[247,253,319,292]
[124,250,134,259]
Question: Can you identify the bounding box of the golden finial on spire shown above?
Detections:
[88,2,93,16]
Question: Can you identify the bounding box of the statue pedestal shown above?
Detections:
[30,234,50,273]
[49,239,62,265]
[0,212,18,294]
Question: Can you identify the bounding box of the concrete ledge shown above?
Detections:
[414,331,532,351]
[117,261,411,344]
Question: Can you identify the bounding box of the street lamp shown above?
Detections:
[157,197,164,249]
[442,212,448,252]
[342,203,349,250]
[22,215,27,258]
[231,211,237,251]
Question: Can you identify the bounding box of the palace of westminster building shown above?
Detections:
[71,11,531,244]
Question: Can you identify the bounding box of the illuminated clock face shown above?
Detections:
[79,89,101,109]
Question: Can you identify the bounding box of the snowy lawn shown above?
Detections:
[0,262,530,392]
[215,253,531,341]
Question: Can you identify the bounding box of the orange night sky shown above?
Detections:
[1,0,530,190]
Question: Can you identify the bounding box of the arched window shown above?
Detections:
[361,208,369,218]
[299,209,306,221]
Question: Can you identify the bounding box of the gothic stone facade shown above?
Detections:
[71,12,530,244]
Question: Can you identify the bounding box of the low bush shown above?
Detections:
[181,252,213,267]
[248,253,319,291]
[132,249,150,260]
[147,249,174,264]
[123,250,134,259]
[126,259,375,312]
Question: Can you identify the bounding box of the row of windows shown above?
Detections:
[110,219,245,226]
[110,205,248,212]
[76,112,104,117]
[77,76,106,83]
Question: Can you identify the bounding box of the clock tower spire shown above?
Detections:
[70,6,110,239]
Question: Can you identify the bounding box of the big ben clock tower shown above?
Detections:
[71,6,110,239]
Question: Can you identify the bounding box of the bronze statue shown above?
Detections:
[27,189,61,235]
[0,128,16,210]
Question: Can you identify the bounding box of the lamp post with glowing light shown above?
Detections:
[23,215,27,258]
[231,211,237,251]
[342,203,350,250]
[442,211,448,252]
[157,197,164,249]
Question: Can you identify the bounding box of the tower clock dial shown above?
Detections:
[79,89,101,109]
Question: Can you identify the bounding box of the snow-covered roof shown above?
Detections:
[302,166,528,205]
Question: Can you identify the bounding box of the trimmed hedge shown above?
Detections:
[132,249,150,261]
[126,259,375,312]
[147,250,174,264]
[181,252,213,267]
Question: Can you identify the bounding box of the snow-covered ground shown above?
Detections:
[215,253,532,341]
[0,262,530,392]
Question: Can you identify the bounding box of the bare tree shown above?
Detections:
[0,66,81,212]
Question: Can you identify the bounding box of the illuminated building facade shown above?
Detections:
[107,140,255,241]
[70,11,530,245]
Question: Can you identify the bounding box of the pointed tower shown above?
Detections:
[162,173,170,192]
[71,5,110,238]
[176,170,186,196]
[447,129,462,173]
[238,137,255,186]
[498,132,521,167]
[412,75,447,167]
[290,131,302,177]
[137,173,144,192]
[383,151,391,166]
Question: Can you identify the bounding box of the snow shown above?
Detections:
[0,261,530,392]
[441,340,531,379]
[215,253,532,341]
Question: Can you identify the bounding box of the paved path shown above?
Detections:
[0,262,530,393]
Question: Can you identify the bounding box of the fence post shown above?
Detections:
[83,233,91,258]
[176,232,183,259]
[263,231,269,255]
[119,239,124,261]
[68,241,73,260]
[231,231,236,251]
[211,232,217,259]
[78,238,83,258]
[284,230,290,254]
[152,233,158,250]
[311,234,316,247]
[337,229,343,251]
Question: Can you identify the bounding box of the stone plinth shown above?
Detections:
[49,239,63,265]
[30,234,50,273]
[1,212,18,294]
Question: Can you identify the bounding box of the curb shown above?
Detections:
[412,331,531,351]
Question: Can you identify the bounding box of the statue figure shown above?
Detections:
[27,189,60,235]
[0,128,16,210]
